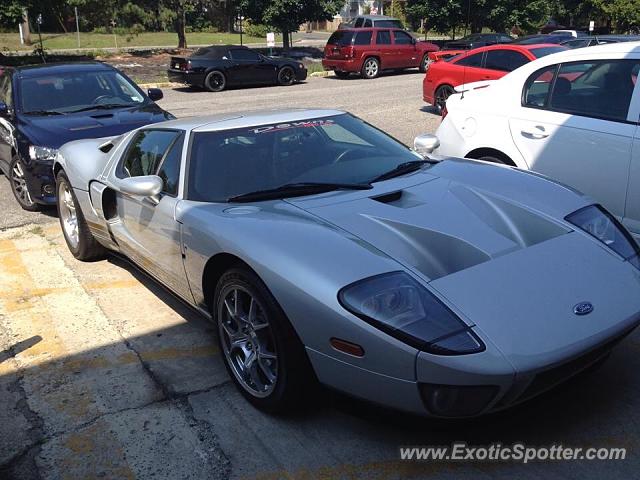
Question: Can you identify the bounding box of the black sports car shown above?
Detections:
[168,45,307,92]
[444,33,513,50]
[0,62,172,211]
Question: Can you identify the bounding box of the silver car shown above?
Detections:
[54,109,640,417]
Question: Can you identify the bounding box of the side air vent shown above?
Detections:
[98,141,114,153]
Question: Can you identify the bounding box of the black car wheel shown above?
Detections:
[214,267,313,413]
[334,70,350,79]
[56,170,106,261]
[435,84,455,111]
[277,66,295,86]
[204,70,226,92]
[10,155,40,212]
[419,54,431,73]
[361,57,380,79]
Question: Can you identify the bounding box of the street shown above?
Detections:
[2,73,640,480]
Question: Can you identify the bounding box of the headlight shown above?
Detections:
[28,146,58,161]
[298,63,304,69]
[338,272,485,355]
[566,205,640,267]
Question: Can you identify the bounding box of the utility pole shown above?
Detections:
[21,8,31,46]
[75,7,80,48]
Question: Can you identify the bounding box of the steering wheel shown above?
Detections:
[93,95,115,105]
[333,148,361,164]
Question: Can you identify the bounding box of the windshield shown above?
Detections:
[187,114,423,202]
[375,20,404,28]
[20,70,146,114]
[530,46,567,58]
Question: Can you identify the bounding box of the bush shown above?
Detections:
[244,23,270,38]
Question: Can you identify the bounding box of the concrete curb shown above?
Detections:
[138,81,182,88]
[309,71,333,78]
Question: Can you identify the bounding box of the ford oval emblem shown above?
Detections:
[574,302,594,316]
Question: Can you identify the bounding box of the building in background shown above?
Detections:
[307,0,386,31]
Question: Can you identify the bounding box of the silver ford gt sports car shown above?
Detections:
[54,109,640,418]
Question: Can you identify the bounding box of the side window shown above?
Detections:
[157,134,184,196]
[393,31,413,45]
[455,52,483,68]
[523,65,557,108]
[119,130,181,179]
[548,60,639,122]
[484,50,529,72]
[364,19,372,28]
[230,49,260,61]
[354,31,372,46]
[499,35,513,43]
[354,18,364,28]
[376,30,391,45]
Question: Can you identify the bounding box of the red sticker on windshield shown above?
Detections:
[252,119,334,134]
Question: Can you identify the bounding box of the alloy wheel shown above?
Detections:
[219,286,278,397]
[11,159,34,207]
[58,180,79,249]
[206,72,226,92]
[364,59,378,78]
[436,85,455,110]
[279,67,294,85]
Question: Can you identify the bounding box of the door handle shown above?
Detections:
[521,126,549,139]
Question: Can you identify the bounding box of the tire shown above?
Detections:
[277,66,295,86]
[434,84,455,111]
[9,154,40,212]
[214,267,313,413]
[334,70,350,79]
[204,70,226,92]
[56,170,106,261]
[419,54,431,73]
[361,57,380,79]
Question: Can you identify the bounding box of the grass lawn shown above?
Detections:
[0,31,281,51]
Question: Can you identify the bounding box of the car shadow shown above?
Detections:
[171,81,308,93]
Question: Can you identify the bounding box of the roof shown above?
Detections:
[14,61,112,77]
[552,40,640,56]
[154,109,347,133]
[355,15,398,20]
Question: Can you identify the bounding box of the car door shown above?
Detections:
[392,30,419,68]
[227,48,275,84]
[452,51,490,84]
[510,59,640,221]
[0,70,15,173]
[623,67,640,238]
[374,30,394,68]
[109,128,193,301]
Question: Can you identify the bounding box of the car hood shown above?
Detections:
[18,104,172,149]
[288,159,640,369]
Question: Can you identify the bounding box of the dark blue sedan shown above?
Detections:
[0,62,173,211]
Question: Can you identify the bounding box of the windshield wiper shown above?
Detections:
[227,182,372,203]
[23,109,64,116]
[67,103,140,113]
[370,160,432,183]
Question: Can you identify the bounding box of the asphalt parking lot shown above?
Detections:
[2,73,640,480]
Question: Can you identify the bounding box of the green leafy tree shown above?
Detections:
[241,0,343,48]
[593,0,640,32]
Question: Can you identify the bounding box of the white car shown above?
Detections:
[431,42,640,240]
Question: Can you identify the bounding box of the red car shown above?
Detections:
[423,44,566,110]
[323,27,439,79]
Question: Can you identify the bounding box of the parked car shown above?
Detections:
[323,28,439,79]
[430,42,640,239]
[550,29,588,38]
[423,44,566,110]
[513,34,574,45]
[0,62,171,211]
[443,33,513,50]
[54,108,640,417]
[168,45,307,92]
[338,15,404,30]
[562,35,640,49]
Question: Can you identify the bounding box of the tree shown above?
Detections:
[593,0,640,32]
[241,0,343,48]
[406,0,464,37]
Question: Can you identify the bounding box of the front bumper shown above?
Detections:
[322,58,360,73]
[296,67,308,82]
[24,159,56,205]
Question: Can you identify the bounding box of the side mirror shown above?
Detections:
[147,88,163,101]
[0,101,9,116]
[119,175,163,198]
[411,37,417,45]
[413,134,440,156]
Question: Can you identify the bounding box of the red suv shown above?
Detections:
[323,28,439,79]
